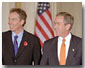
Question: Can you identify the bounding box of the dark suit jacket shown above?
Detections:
[2,30,41,65]
[40,34,82,65]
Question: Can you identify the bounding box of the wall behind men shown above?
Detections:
[2,2,82,38]
[2,2,15,32]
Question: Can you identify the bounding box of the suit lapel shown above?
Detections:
[51,37,59,65]
[66,35,77,65]
[16,31,29,58]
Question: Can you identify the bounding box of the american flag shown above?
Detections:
[35,2,54,48]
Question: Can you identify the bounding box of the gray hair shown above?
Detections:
[56,12,74,30]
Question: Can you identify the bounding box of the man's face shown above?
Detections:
[54,16,67,37]
[8,12,23,33]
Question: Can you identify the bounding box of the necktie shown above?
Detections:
[60,39,66,65]
[14,35,18,56]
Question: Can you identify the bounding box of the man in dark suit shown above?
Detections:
[40,12,82,65]
[2,8,41,65]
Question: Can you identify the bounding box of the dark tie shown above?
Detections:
[14,35,18,56]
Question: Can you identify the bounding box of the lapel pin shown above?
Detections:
[72,49,75,52]
[24,41,28,46]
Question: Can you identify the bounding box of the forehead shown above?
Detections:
[54,16,64,22]
[9,12,19,18]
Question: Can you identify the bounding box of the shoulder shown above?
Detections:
[24,30,40,40]
[42,37,58,53]
[71,34,82,42]
[71,34,82,48]
[2,30,11,37]
[44,36,58,45]
[2,30,11,34]
[43,36,58,48]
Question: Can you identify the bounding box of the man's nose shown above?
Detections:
[53,23,56,29]
[8,20,12,25]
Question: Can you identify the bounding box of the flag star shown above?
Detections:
[43,7,46,10]
[44,4,47,6]
[41,4,43,6]
[39,10,42,13]
[35,2,54,48]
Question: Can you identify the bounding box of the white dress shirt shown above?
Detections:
[58,33,72,61]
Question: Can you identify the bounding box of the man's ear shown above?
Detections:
[66,24,71,30]
[21,20,24,26]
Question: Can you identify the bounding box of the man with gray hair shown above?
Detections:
[40,12,82,65]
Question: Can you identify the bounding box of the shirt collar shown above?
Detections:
[58,32,71,42]
[12,29,24,38]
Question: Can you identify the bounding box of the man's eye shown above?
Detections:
[54,22,56,24]
[12,18,16,21]
[54,22,59,25]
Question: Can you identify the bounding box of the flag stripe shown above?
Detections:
[35,2,54,48]
[42,11,54,32]
[37,15,53,38]
[36,21,49,40]
[46,9,52,20]
[35,27,46,43]
[40,14,54,37]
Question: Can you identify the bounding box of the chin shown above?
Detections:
[56,34,58,36]
[10,29,14,32]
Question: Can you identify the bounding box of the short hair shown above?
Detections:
[10,8,27,26]
[56,12,74,30]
